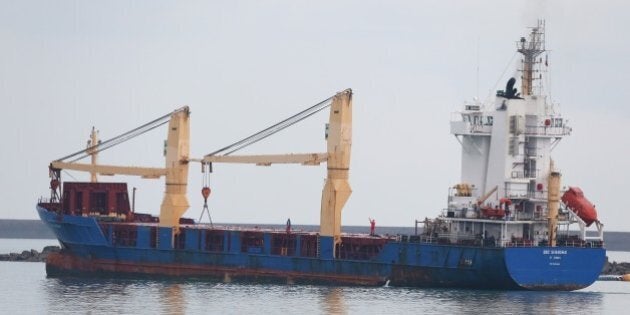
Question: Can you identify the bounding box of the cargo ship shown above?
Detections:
[37,21,605,290]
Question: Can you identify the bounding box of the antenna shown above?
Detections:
[517,19,546,96]
[476,36,480,100]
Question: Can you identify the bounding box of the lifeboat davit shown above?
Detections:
[561,187,598,226]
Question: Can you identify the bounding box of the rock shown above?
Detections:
[16,250,38,261]
[601,256,630,275]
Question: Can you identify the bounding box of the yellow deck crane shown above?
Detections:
[49,89,353,258]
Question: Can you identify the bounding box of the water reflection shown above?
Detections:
[43,277,189,314]
[41,275,608,315]
[482,290,602,315]
[162,283,185,315]
[318,287,347,315]
[399,287,605,314]
[43,277,136,313]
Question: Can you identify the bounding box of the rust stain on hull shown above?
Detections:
[46,252,386,286]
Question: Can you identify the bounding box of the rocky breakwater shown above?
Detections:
[0,246,60,262]
[602,256,630,275]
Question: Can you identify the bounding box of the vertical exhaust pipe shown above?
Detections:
[547,160,561,247]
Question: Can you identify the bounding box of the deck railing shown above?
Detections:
[524,125,571,136]
[398,233,604,249]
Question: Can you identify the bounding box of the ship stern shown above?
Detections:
[504,247,606,290]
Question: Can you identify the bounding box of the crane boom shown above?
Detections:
[198,153,328,166]
[477,185,498,205]
[50,161,167,178]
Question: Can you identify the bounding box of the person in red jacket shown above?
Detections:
[369,217,376,236]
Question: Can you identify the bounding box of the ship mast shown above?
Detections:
[86,127,99,183]
[517,20,546,96]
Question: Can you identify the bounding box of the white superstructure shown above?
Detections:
[423,21,603,248]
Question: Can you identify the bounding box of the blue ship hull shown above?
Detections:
[37,207,605,290]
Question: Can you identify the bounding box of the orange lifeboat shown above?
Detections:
[561,187,598,226]
[481,206,505,219]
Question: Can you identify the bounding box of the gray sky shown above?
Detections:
[1,0,629,231]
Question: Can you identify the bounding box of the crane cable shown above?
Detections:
[205,96,333,157]
[56,93,332,162]
[55,107,188,163]
[66,120,169,163]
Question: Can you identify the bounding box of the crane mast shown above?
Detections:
[319,90,352,258]
[158,107,190,229]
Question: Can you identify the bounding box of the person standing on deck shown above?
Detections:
[369,217,376,236]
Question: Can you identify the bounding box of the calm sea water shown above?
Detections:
[2,239,629,314]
